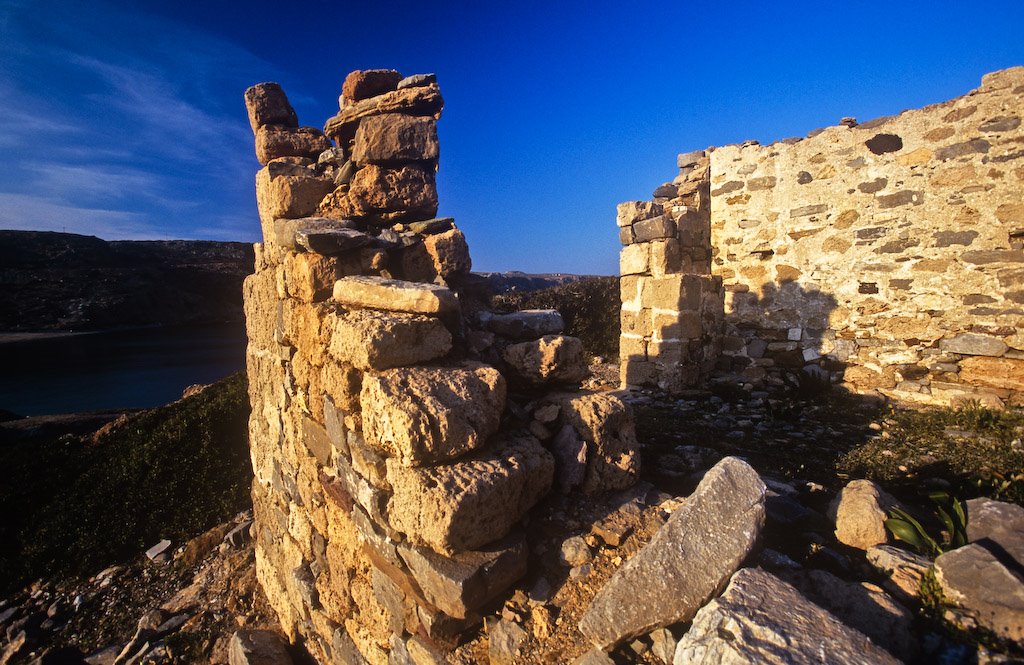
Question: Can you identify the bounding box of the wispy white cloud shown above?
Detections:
[0,1,280,241]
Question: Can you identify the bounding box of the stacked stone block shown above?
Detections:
[243,70,641,664]
[622,67,1024,407]
[618,152,724,392]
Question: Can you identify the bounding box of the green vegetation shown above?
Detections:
[491,276,620,360]
[885,492,967,557]
[840,402,1024,505]
[0,372,252,595]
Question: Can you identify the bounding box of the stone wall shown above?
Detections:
[621,66,1024,408]
[242,70,640,664]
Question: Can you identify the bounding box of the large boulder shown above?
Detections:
[385,433,554,553]
[503,335,588,385]
[578,457,766,648]
[827,479,897,550]
[935,543,1024,642]
[672,568,901,665]
[556,392,640,494]
[352,113,439,165]
[360,363,506,466]
[346,163,438,222]
[328,309,451,371]
[966,497,1024,563]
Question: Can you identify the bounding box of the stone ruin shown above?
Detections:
[620,67,1024,408]
[241,70,641,663]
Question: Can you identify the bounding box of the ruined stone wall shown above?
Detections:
[242,70,640,664]
[621,66,1024,407]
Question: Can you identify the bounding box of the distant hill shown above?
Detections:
[0,231,255,332]
[472,271,601,293]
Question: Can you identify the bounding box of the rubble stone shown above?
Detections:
[352,114,439,165]
[333,276,458,315]
[360,363,506,465]
[479,310,564,340]
[228,630,293,665]
[328,309,451,371]
[385,434,553,554]
[255,126,332,165]
[672,568,901,665]
[935,543,1024,642]
[578,457,766,648]
[557,392,641,494]
[341,69,403,104]
[503,335,588,384]
[244,83,297,133]
[827,479,897,550]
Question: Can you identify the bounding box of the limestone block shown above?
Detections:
[617,201,663,227]
[256,161,335,221]
[639,275,704,311]
[620,243,649,276]
[503,335,588,384]
[346,163,438,222]
[352,113,439,165]
[333,275,458,315]
[385,433,554,553]
[325,83,444,144]
[827,480,898,550]
[672,568,900,665]
[478,309,564,340]
[244,82,297,133]
[578,457,766,648]
[328,309,451,371]
[255,126,332,165]
[649,239,681,277]
[939,332,1008,357]
[959,356,1024,391]
[396,534,528,619]
[400,229,472,282]
[935,543,1024,642]
[360,363,505,466]
[633,216,676,242]
[556,391,641,494]
[283,251,339,303]
[341,69,403,104]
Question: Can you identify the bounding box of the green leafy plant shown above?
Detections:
[884,491,967,557]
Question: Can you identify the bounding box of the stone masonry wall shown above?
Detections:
[621,66,1024,408]
[242,70,640,664]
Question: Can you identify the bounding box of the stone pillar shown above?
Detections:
[618,151,724,393]
[243,70,640,664]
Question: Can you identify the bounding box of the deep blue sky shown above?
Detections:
[2,1,1023,274]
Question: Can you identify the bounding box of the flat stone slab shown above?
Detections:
[578,456,766,648]
[386,433,553,554]
[935,543,1024,642]
[360,363,505,466]
[328,309,451,371]
[295,225,371,255]
[397,534,527,619]
[478,309,564,340]
[672,568,901,665]
[966,497,1024,565]
[333,275,458,315]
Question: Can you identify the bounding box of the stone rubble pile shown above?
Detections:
[242,70,641,664]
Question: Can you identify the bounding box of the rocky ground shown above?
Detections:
[2,364,1022,664]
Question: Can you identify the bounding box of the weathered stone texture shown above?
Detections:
[385,433,554,554]
[352,114,439,165]
[672,568,902,665]
[625,67,1024,406]
[360,363,506,466]
[578,457,765,648]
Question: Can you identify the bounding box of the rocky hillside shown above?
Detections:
[0,231,255,331]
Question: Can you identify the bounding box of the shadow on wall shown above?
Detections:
[720,279,844,393]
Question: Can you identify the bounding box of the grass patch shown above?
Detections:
[491,276,620,360]
[839,403,1024,505]
[0,372,252,595]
